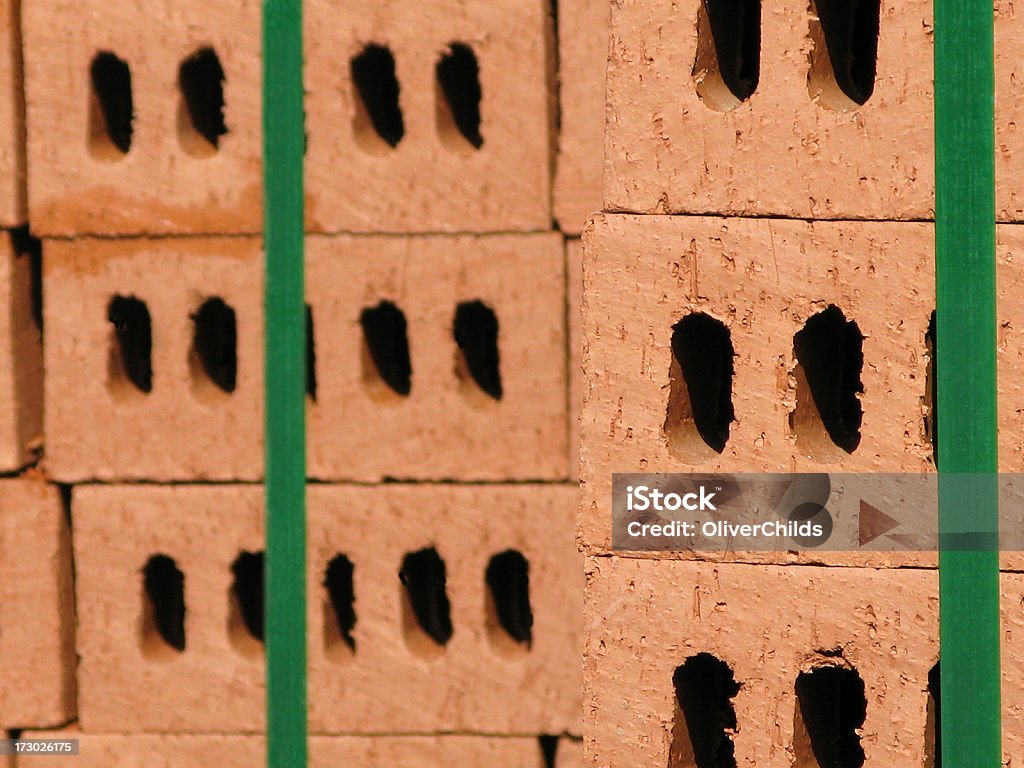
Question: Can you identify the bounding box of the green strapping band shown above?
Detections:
[263,1,307,766]
[934,0,1001,763]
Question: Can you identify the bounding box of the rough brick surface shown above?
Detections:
[567,239,583,482]
[23,0,261,236]
[43,237,263,481]
[0,0,24,226]
[0,476,75,728]
[307,233,568,481]
[21,732,564,767]
[553,0,608,234]
[602,0,1024,221]
[0,232,42,471]
[72,484,581,734]
[304,0,553,233]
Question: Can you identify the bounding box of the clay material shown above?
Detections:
[0,0,24,225]
[0,475,75,728]
[71,484,581,734]
[567,239,583,482]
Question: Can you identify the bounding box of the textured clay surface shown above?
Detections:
[307,233,568,481]
[303,0,553,233]
[43,237,263,481]
[0,232,42,471]
[568,239,583,482]
[553,0,608,234]
[72,484,581,734]
[584,557,1024,766]
[0,476,75,728]
[22,732,569,767]
[23,0,261,236]
[0,0,24,225]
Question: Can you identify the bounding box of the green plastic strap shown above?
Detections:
[262,1,307,766]
[934,0,1001,763]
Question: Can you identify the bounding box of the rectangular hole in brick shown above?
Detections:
[399,547,452,658]
[11,228,43,333]
[663,312,735,461]
[89,51,133,159]
[141,554,186,659]
[306,304,317,401]
[692,0,761,111]
[360,300,412,399]
[793,663,867,768]
[350,43,404,152]
[177,47,228,158]
[190,297,237,400]
[669,653,740,768]
[107,295,153,398]
[436,43,483,151]
[228,551,264,657]
[485,549,533,655]
[924,311,937,465]
[807,0,880,110]
[323,553,356,660]
[925,662,941,767]
[538,735,559,768]
[454,300,502,402]
[790,305,863,461]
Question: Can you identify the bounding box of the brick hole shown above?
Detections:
[669,653,740,768]
[790,305,863,461]
[436,42,483,152]
[107,295,153,399]
[538,735,559,768]
[350,43,404,153]
[793,664,866,768]
[88,51,133,159]
[399,547,452,658]
[485,549,532,655]
[228,551,264,657]
[359,300,412,400]
[454,300,502,403]
[306,304,317,401]
[925,662,941,767]
[11,228,43,333]
[189,297,237,401]
[663,312,735,461]
[140,554,185,659]
[807,0,880,111]
[924,311,938,465]
[692,0,761,111]
[177,47,228,158]
[323,554,356,661]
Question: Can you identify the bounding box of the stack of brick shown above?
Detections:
[582,0,1024,764]
[17,0,584,764]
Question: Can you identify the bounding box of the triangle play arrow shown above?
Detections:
[859,499,901,546]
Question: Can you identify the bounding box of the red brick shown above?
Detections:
[71,484,581,734]
[567,239,583,483]
[0,0,24,226]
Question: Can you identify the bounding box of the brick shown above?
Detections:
[20,732,559,767]
[0,476,75,728]
[0,232,42,472]
[568,239,583,483]
[72,484,581,734]
[43,237,263,481]
[601,0,1024,221]
[553,0,608,234]
[23,0,261,236]
[554,735,583,768]
[0,0,25,226]
[303,0,553,233]
[307,233,568,481]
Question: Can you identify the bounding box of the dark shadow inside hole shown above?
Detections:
[10,228,42,333]
[324,554,357,651]
[812,0,880,106]
[192,297,237,394]
[454,300,502,400]
[926,662,941,767]
[143,554,186,652]
[306,304,317,401]
[793,305,864,453]
[351,44,405,148]
[486,550,533,645]
[231,551,264,643]
[670,653,740,768]
[436,42,483,149]
[360,300,412,396]
[178,47,228,150]
[90,51,133,155]
[538,735,559,768]
[702,0,761,102]
[108,295,153,394]
[400,547,452,646]
[925,311,938,465]
[795,665,866,768]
